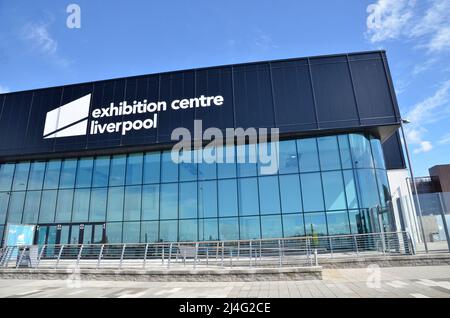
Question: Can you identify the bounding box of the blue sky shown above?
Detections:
[0,0,449,176]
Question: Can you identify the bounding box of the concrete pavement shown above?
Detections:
[0,266,450,298]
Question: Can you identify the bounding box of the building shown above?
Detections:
[0,50,418,246]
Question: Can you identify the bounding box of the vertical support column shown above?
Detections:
[97,245,104,269]
[119,244,126,269]
[143,244,149,269]
[438,193,450,253]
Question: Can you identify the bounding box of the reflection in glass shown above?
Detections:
[27,162,46,190]
[43,160,61,189]
[218,179,238,217]
[322,171,346,210]
[317,136,341,171]
[12,162,30,191]
[39,190,57,223]
[143,152,161,184]
[179,182,197,219]
[126,153,143,185]
[55,189,74,223]
[72,188,90,222]
[22,191,41,224]
[92,156,110,187]
[107,187,124,222]
[160,183,178,219]
[159,220,177,242]
[198,181,217,218]
[326,211,350,235]
[105,222,122,243]
[59,159,77,189]
[161,151,178,183]
[240,216,261,240]
[278,140,298,174]
[259,176,281,215]
[141,221,158,243]
[261,215,282,238]
[219,217,239,240]
[301,173,324,212]
[279,175,302,213]
[283,214,305,237]
[142,184,159,220]
[75,158,93,188]
[109,155,126,186]
[304,213,327,236]
[238,178,259,216]
[297,139,319,172]
[0,163,15,191]
[124,185,142,221]
[199,218,218,241]
[89,188,107,222]
[123,222,140,243]
[179,219,198,241]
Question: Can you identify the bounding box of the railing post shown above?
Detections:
[16,247,27,269]
[278,239,282,267]
[353,235,359,256]
[206,247,209,267]
[36,245,46,268]
[229,248,232,268]
[167,243,173,269]
[143,244,149,269]
[97,245,104,269]
[329,237,333,258]
[119,244,126,269]
[161,244,165,264]
[380,233,386,255]
[237,242,240,261]
[55,245,65,269]
[249,241,252,267]
[314,249,318,266]
[194,243,199,269]
[76,245,84,267]
[221,242,224,268]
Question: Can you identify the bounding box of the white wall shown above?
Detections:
[387,169,422,244]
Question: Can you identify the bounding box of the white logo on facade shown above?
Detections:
[43,94,91,139]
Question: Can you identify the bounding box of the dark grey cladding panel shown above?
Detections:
[382,131,406,170]
[0,50,402,161]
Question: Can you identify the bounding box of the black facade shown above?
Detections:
[0,50,404,169]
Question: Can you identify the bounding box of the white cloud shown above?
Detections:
[0,85,9,94]
[366,0,450,53]
[439,133,450,144]
[21,21,69,67]
[404,80,450,154]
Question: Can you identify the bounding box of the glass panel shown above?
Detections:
[126,153,143,185]
[142,184,159,220]
[72,188,91,222]
[349,210,367,234]
[22,191,41,224]
[39,190,57,223]
[297,138,319,172]
[59,159,77,189]
[43,160,61,189]
[349,134,374,169]
[261,215,283,239]
[107,187,124,222]
[199,218,218,241]
[258,141,279,176]
[7,191,25,223]
[338,135,353,169]
[179,182,197,219]
[70,225,81,244]
[92,156,110,187]
[198,181,217,218]
[109,155,126,186]
[327,211,350,235]
[376,170,391,207]
[83,225,93,244]
[123,222,140,243]
[0,163,15,191]
[179,219,198,241]
[124,185,142,221]
[278,140,298,174]
[160,183,178,220]
[279,175,302,213]
[218,179,238,217]
[356,169,380,208]
[75,157,94,188]
[301,173,324,212]
[304,212,328,236]
[259,176,281,215]
[219,217,239,240]
[283,214,305,238]
[60,225,70,244]
[317,136,341,171]
[217,144,236,179]
[159,220,177,242]
[143,152,161,184]
[0,192,10,224]
[179,150,197,181]
[27,162,46,190]
[93,225,103,244]
[89,188,107,222]
[105,222,122,243]
[161,151,178,183]
[198,148,217,180]
[141,221,158,243]
[37,226,48,245]
[237,144,257,177]
[239,216,261,240]
[55,189,73,223]
[322,171,347,210]
[343,170,359,209]
[371,137,386,169]
[12,162,30,191]
[238,178,259,216]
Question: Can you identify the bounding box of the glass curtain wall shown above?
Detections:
[0,133,392,244]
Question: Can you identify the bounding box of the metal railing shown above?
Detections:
[0,231,413,270]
